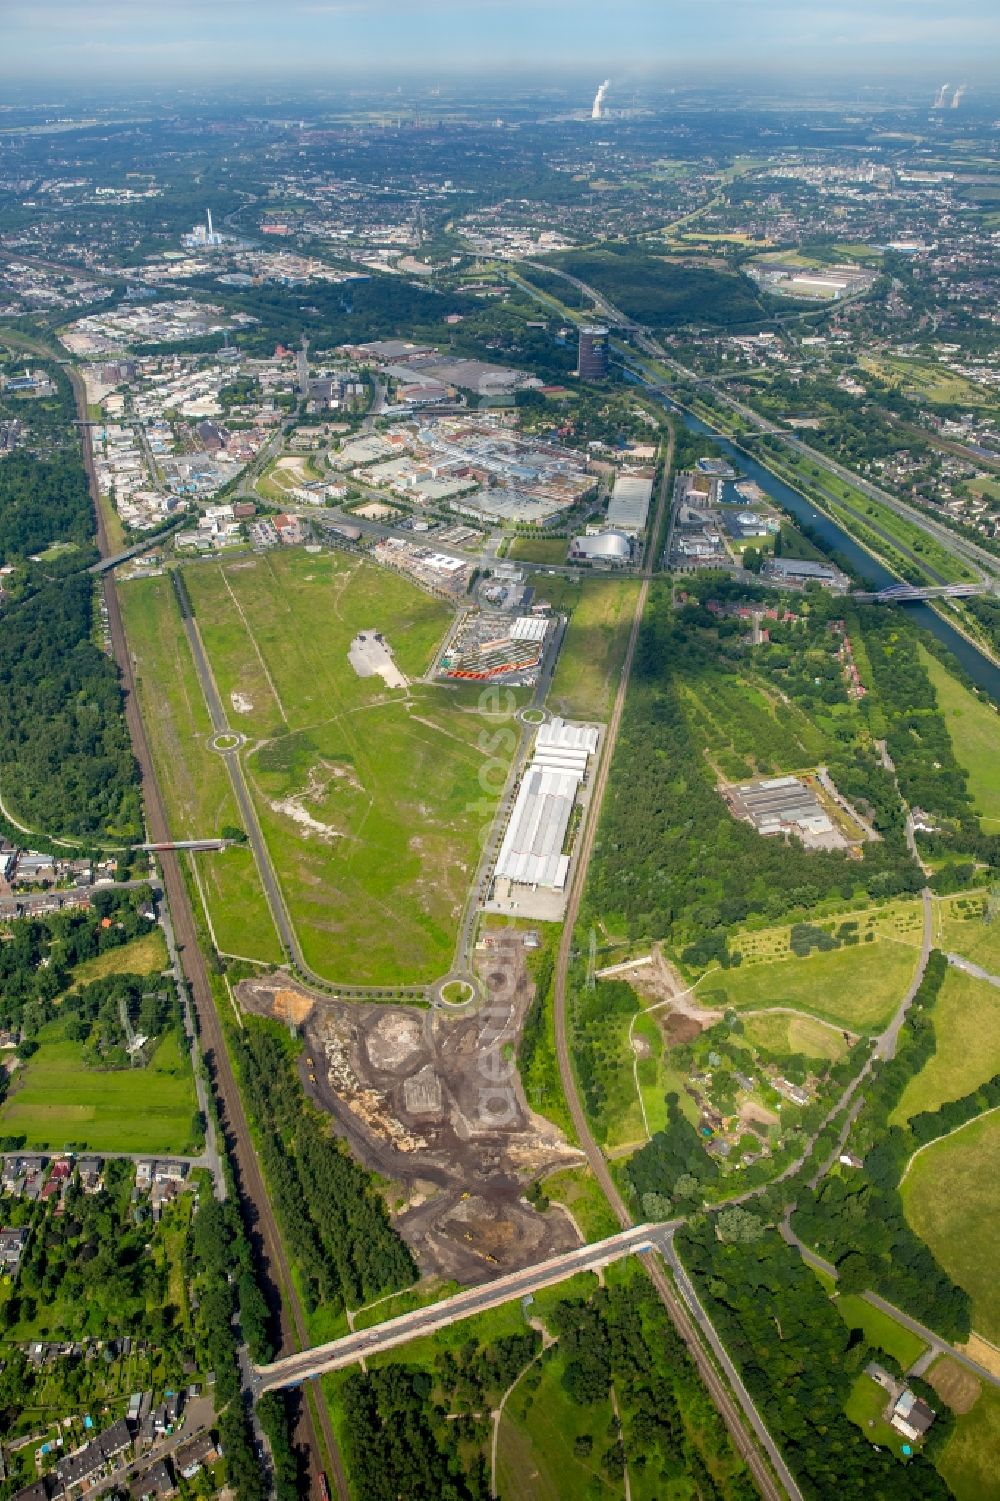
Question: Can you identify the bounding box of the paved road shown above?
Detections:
[72,371,347,1501]
[527,261,1000,587]
[253,1223,674,1391]
[779,1219,1000,1391]
[544,429,799,1501]
[947,952,1000,989]
[877,887,933,1061]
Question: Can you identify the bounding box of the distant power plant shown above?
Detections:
[951,84,967,108]
[591,80,611,120]
[577,325,610,381]
[933,82,950,108]
[933,83,967,110]
[183,207,224,249]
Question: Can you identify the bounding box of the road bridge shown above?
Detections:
[252,1222,674,1392]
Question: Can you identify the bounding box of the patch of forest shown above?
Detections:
[339,1269,753,1500]
[585,581,928,959]
[232,1020,417,1316]
[548,245,767,330]
[0,573,141,842]
[678,1221,953,1500]
[0,451,96,566]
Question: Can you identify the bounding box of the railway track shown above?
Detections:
[550,427,796,1501]
[72,366,347,1501]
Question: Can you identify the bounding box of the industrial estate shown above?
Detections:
[0,51,998,1501]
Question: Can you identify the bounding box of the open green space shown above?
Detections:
[496,1346,618,1501]
[741,1010,849,1061]
[508,536,570,565]
[699,939,920,1032]
[902,1109,1000,1345]
[860,355,992,407]
[0,1018,200,1154]
[834,1293,927,1369]
[184,550,507,983]
[69,927,168,986]
[935,891,1000,973]
[543,1165,621,1242]
[118,573,282,964]
[921,647,1000,830]
[937,1382,1000,1501]
[536,574,640,722]
[891,968,1000,1124]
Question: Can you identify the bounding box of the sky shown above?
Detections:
[1,0,997,86]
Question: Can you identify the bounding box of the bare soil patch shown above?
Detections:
[928,1357,982,1415]
[238,934,580,1283]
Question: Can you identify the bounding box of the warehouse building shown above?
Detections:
[568,529,632,567]
[494,719,600,891]
[607,475,653,535]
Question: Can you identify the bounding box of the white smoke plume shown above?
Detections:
[951,84,966,108]
[592,80,611,120]
[933,82,950,108]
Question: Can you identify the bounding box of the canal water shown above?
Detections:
[662,399,1000,701]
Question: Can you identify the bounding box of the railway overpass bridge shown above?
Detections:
[853,581,994,603]
[251,1221,676,1393]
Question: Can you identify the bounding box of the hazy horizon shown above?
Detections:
[1,0,997,87]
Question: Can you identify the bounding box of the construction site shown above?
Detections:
[236,932,581,1283]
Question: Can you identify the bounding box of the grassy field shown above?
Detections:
[535,574,641,722]
[185,551,507,983]
[508,537,570,565]
[70,929,168,985]
[891,968,1000,1124]
[496,1347,618,1501]
[726,898,925,964]
[118,573,283,964]
[921,648,1000,831]
[936,1380,1000,1501]
[834,1293,926,1368]
[543,1166,621,1242]
[698,939,921,1032]
[860,355,991,407]
[902,1110,1000,1345]
[0,1020,199,1154]
[741,1011,849,1061]
[935,891,1000,973]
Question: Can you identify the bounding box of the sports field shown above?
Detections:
[184,551,510,984]
[0,1020,200,1155]
[118,574,283,964]
[536,574,641,722]
[921,648,1000,830]
[935,891,1000,972]
[891,968,1000,1124]
[902,1110,1000,1345]
[698,939,920,1032]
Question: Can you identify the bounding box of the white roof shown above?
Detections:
[511,615,548,642]
[537,717,599,755]
[495,766,577,889]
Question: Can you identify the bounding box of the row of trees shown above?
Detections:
[233,1020,416,1315]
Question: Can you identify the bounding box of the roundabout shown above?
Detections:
[211,731,244,753]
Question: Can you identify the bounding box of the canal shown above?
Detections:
[662,398,1000,702]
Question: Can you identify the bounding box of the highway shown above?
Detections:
[524,260,1000,588]
[253,1222,673,1391]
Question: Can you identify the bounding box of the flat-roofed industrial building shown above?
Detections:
[608,475,653,535]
